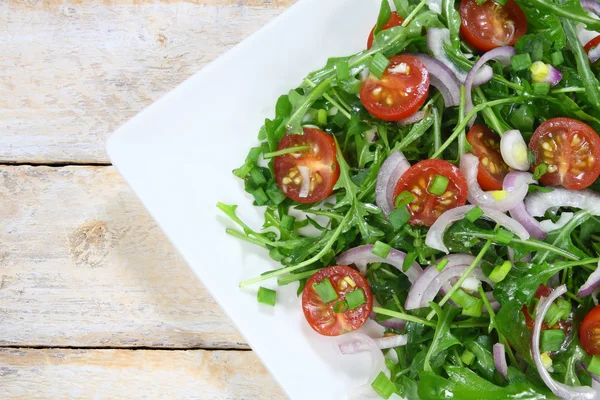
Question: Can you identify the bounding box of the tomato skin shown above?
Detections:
[581,305,600,356]
[529,118,600,190]
[367,12,404,49]
[466,125,510,191]
[392,159,468,226]
[360,55,430,121]
[585,36,600,54]
[302,265,373,336]
[459,0,527,52]
[274,128,340,204]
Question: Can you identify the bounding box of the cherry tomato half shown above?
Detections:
[459,0,527,52]
[392,159,468,226]
[360,55,430,121]
[467,124,511,191]
[529,118,600,190]
[302,265,373,336]
[367,11,404,49]
[274,128,340,203]
[522,285,571,339]
[584,35,600,54]
[581,305,600,356]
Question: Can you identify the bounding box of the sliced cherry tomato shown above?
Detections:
[360,55,430,121]
[367,11,404,49]
[522,285,571,341]
[274,128,340,204]
[466,124,511,191]
[459,0,527,52]
[529,118,600,190]
[581,305,600,356]
[392,159,468,226]
[302,265,373,336]
[584,35,600,54]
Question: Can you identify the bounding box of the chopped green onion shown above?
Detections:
[450,290,478,310]
[332,112,349,128]
[265,183,286,205]
[346,288,367,309]
[389,207,411,230]
[533,82,551,95]
[511,53,532,71]
[371,53,390,79]
[533,162,549,180]
[551,51,564,66]
[333,300,349,313]
[336,60,350,81]
[313,278,338,304]
[489,260,513,283]
[280,215,295,232]
[251,187,269,205]
[436,258,449,272]
[588,356,600,376]
[249,167,267,185]
[465,206,484,223]
[428,174,449,196]
[257,287,276,306]
[494,229,515,245]
[371,371,396,399]
[394,191,415,208]
[544,299,571,327]
[461,349,476,366]
[540,329,565,352]
[317,109,328,126]
[269,248,286,262]
[462,299,483,317]
[246,146,262,163]
[372,241,391,258]
[403,251,418,272]
[510,105,535,132]
[233,162,254,179]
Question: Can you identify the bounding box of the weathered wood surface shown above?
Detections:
[0,165,248,349]
[0,0,294,164]
[0,347,286,399]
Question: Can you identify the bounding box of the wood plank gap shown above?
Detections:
[0,162,113,167]
[0,345,251,351]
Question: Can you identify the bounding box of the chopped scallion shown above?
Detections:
[371,371,396,399]
[511,53,532,71]
[371,53,390,79]
[333,300,349,313]
[313,278,338,304]
[450,290,478,310]
[540,329,565,353]
[428,174,449,196]
[257,287,276,306]
[533,82,551,95]
[551,51,564,66]
[465,206,484,223]
[346,288,367,309]
[533,162,549,180]
[394,191,415,208]
[249,167,267,185]
[317,109,328,126]
[589,356,600,376]
[494,229,514,245]
[436,258,449,272]
[461,349,476,366]
[336,60,350,81]
[280,215,295,232]
[372,241,391,258]
[462,299,483,317]
[389,207,411,230]
[403,251,418,272]
[489,260,513,283]
[251,187,269,205]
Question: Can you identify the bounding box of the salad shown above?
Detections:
[217,0,600,398]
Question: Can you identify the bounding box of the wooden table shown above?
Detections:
[1,1,294,398]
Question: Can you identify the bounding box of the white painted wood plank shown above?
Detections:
[0,165,248,348]
[0,348,286,399]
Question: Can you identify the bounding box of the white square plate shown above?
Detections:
[106,1,386,398]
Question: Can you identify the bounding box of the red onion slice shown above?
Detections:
[465,46,516,126]
[370,312,406,331]
[411,53,461,107]
[504,171,548,240]
[578,261,600,297]
[339,334,408,354]
[540,212,574,231]
[425,205,529,254]
[337,244,423,282]
[375,151,411,217]
[493,343,509,380]
[582,0,600,16]
[525,187,600,217]
[397,111,426,127]
[461,154,531,212]
[532,285,599,399]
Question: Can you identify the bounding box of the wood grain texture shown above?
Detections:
[0,165,247,348]
[0,0,294,163]
[0,348,286,399]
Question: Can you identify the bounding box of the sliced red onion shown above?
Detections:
[426,0,442,13]
[460,154,531,212]
[530,61,563,87]
[525,187,600,217]
[532,285,599,399]
[503,171,548,240]
[411,54,461,107]
[582,0,600,17]
[364,127,378,143]
[397,111,426,127]
[500,130,530,171]
[465,47,516,126]
[370,312,406,331]
[338,332,387,400]
[540,212,574,231]
[425,204,529,253]
[298,166,310,198]
[337,244,423,282]
[579,24,600,47]
[375,151,411,217]
[578,261,600,297]
[590,45,600,63]
[339,334,408,354]
[426,28,493,86]
[494,343,509,380]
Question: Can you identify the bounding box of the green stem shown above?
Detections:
[277,269,320,286]
[517,0,600,30]
[474,87,508,136]
[458,85,467,157]
[427,240,493,320]
[263,145,310,159]
[301,208,344,221]
[402,0,428,26]
[373,307,437,328]
[304,78,353,119]
[225,229,268,249]
[478,285,518,366]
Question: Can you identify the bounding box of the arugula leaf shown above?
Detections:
[532,210,591,264]
[423,303,461,372]
[466,339,496,382]
[375,0,393,35]
[394,0,411,18]
[515,0,600,31]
